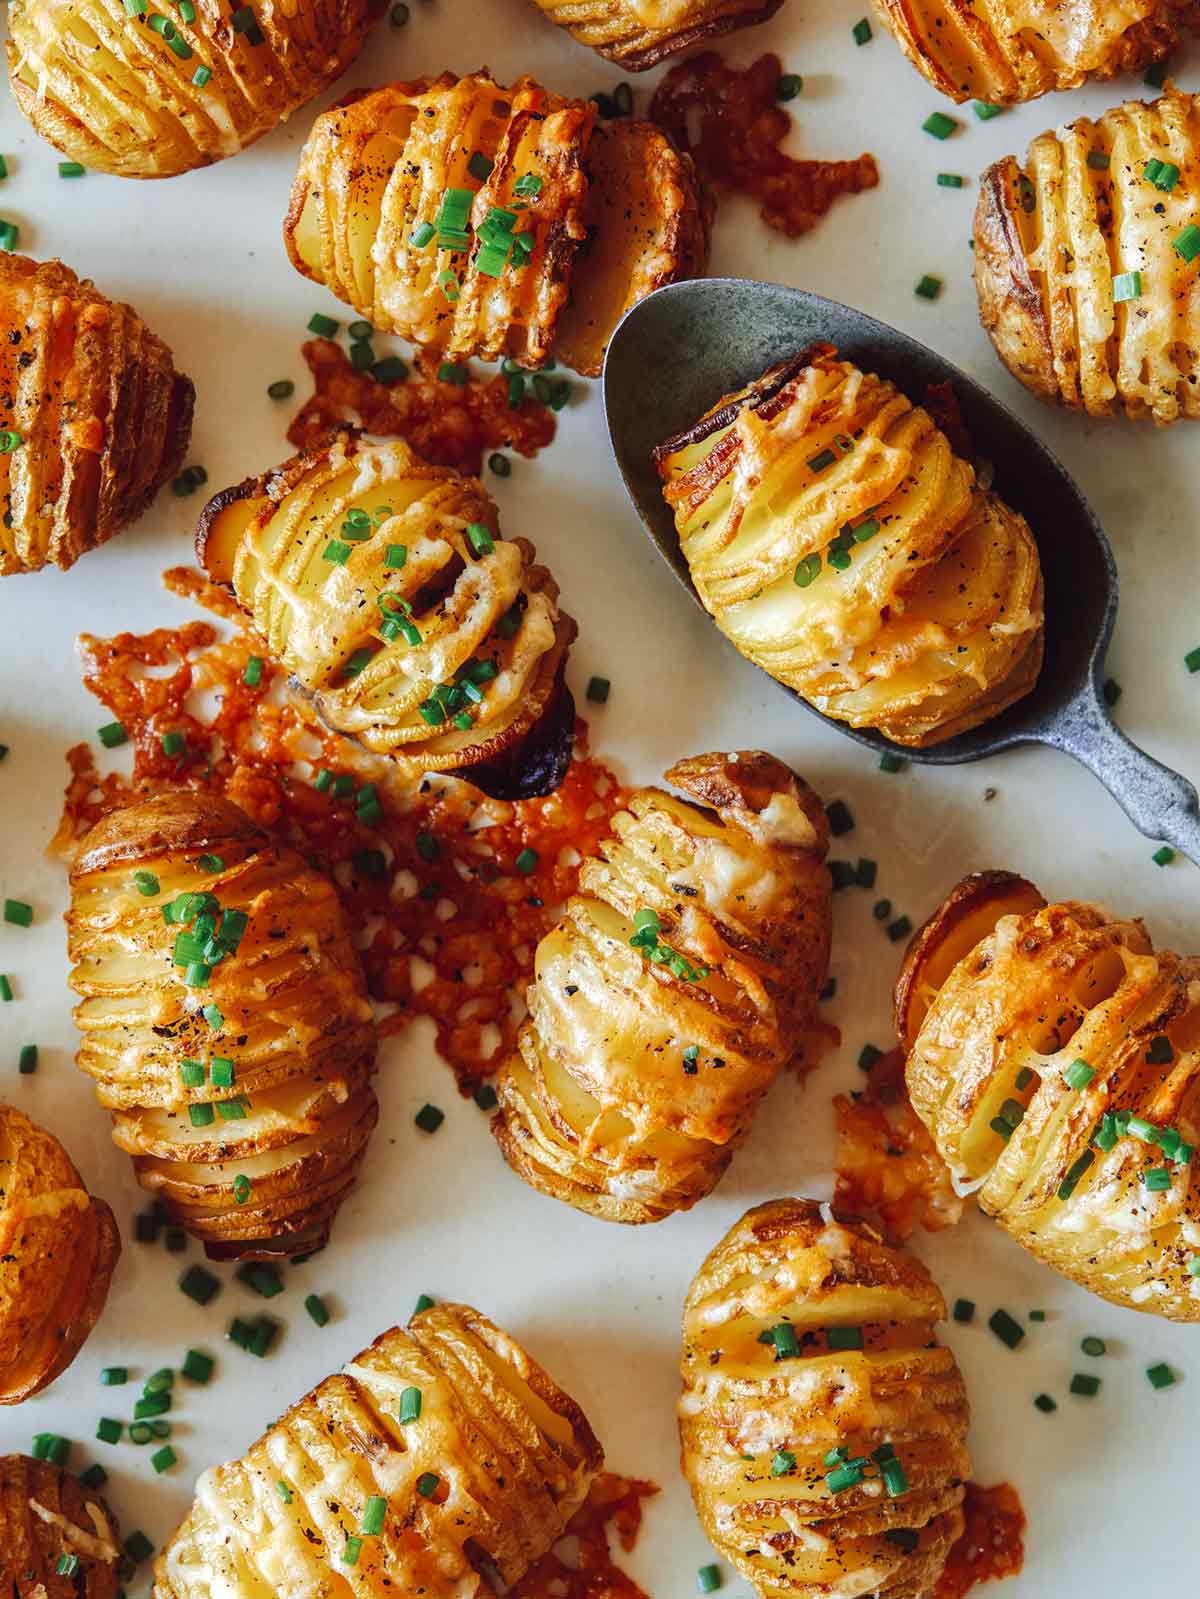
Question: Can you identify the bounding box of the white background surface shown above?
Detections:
[0,1,1197,1592]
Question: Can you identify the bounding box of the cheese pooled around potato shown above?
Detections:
[679,1198,971,1599]
[655,345,1044,748]
[67,791,378,1261]
[153,1300,603,1598]
[284,68,711,375]
[492,751,832,1222]
[898,870,1200,1319]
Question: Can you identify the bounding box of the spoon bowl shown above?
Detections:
[602,276,1200,862]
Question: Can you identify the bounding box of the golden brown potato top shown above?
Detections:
[0,1453,122,1597]
[527,0,785,71]
[679,1199,970,1599]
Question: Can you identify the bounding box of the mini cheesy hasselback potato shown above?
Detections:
[0,253,193,575]
[679,1199,971,1599]
[284,69,711,376]
[67,790,378,1261]
[1,1452,123,1593]
[975,87,1200,425]
[872,0,1195,106]
[154,1300,603,1597]
[198,433,577,800]
[897,871,1200,1320]
[492,752,831,1223]
[655,346,1045,749]
[7,0,383,179]
[526,0,783,69]
[0,1104,120,1403]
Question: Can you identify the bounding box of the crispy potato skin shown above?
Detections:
[975,88,1200,424]
[656,346,1045,748]
[67,791,378,1261]
[0,1105,120,1404]
[196,432,578,799]
[527,0,783,69]
[872,0,1194,105]
[0,253,192,575]
[492,752,832,1223]
[900,872,1200,1319]
[1,1453,122,1594]
[283,69,709,374]
[154,1301,603,1598]
[7,0,383,179]
[679,1199,970,1599]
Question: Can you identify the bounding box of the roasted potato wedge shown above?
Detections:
[527,0,783,70]
[67,791,378,1261]
[284,69,710,375]
[976,87,1200,424]
[872,0,1194,105]
[154,1300,603,1597]
[0,253,193,575]
[492,752,831,1223]
[1,1453,122,1593]
[197,433,578,800]
[7,0,382,179]
[900,873,1200,1319]
[0,1104,120,1404]
[655,345,1045,748]
[680,1199,971,1599]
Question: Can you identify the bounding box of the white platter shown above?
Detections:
[0,1,1196,1593]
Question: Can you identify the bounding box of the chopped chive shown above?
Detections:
[134,1393,170,1420]
[1112,270,1143,303]
[878,752,905,773]
[125,1532,154,1566]
[415,1103,445,1134]
[0,976,11,1003]
[151,1445,177,1473]
[807,448,837,473]
[277,1480,294,1503]
[1069,1372,1101,1397]
[488,452,512,477]
[372,356,408,384]
[474,1083,498,1110]
[1087,149,1110,170]
[4,898,32,926]
[242,655,264,688]
[952,1298,975,1323]
[988,1309,1024,1349]
[416,1472,440,1498]
[323,539,352,565]
[58,161,85,178]
[794,551,822,587]
[776,72,802,100]
[827,1325,864,1351]
[825,798,854,836]
[1080,1336,1106,1357]
[57,1556,80,1577]
[515,848,539,875]
[697,1566,722,1594]
[1058,1149,1094,1198]
[133,869,161,896]
[937,172,964,188]
[1063,1058,1095,1090]
[887,915,912,942]
[1152,844,1176,866]
[825,1462,863,1492]
[1142,1167,1172,1191]
[915,274,943,300]
[399,1385,423,1423]
[179,1264,221,1305]
[851,17,871,43]
[307,313,339,337]
[100,1366,128,1386]
[1028,1310,1046,1322]
[79,1464,108,1490]
[413,1294,435,1315]
[771,1450,797,1478]
[304,1293,330,1327]
[586,675,611,703]
[973,101,1004,120]
[922,111,958,139]
[18,1043,37,1074]
[202,1002,224,1030]
[232,1173,252,1205]
[467,150,494,182]
[1034,1393,1057,1413]
[466,522,495,556]
[1173,224,1200,264]
[343,1535,363,1567]
[881,1457,909,1496]
[96,1418,122,1445]
[1146,1362,1176,1389]
[182,1349,214,1383]
[410,220,436,249]
[266,378,294,400]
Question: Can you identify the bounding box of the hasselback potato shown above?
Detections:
[492,752,831,1223]
[197,433,577,800]
[284,69,711,376]
[975,87,1200,425]
[655,345,1044,748]
[0,253,193,575]
[0,1453,122,1594]
[0,1104,120,1403]
[66,790,378,1261]
[526,0,783,69]
[679,1199,971,1599]
[872,0,1197,106]
[6,0,383,179]
[898,870,1200,1320]
[154,1300,603,1597]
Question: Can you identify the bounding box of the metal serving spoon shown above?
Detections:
[602,276,1200,864]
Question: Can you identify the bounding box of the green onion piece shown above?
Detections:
[776,72,802,100]
[1112,271,1143,303]
[277,1480,294,1503]
[881,1457,909,1496]
[858,1043,883,1071]
[151,1445,177,1473]
[182,1349,214,1383]
[474,1083,498,1110]
[922,111,958,139]
[697,1565,722,1594]
[133,1393,170,1420]
[18,1044,37,1074]
[826,1325,864,1351]
[937,173,964,188]
[879,752,905,773]
[514,173,543,197]
[793,551,822,587]
[57,1555,80,1577]
[180,1262,221,1305]
[1150,160,1180,192]
[415,1103,445,1134]
[183,960,211,988]
[79,1464,107,1490]
[1142,1166,1172,1191]
[191,63,211,86]
[410,220,436,249]
[585,675,611,704]
[188,1103,215,1128]
[887,915,912,943]
[770,1450,797,1478]
[307,312,339,337]
[373,356,408,384]
[202,1002,224,1030]
[439,271,461,302]
[825,1462,863,1493]
[467,150,494,182]
[96,1417,122,1445]
[0,975,11,1003]
[1069,1372,1101,1397]
[1185,645,1200,673]
[100,1366,128,1386]
[988,1309,1024,1349]
[488,452,512,477]
[4,898,32,926]
[58,161,85,178]
[413,1294,435,1315]
[416,1472,440,1498]
[767,1322,800,1359]
[1063,1058,1095,1090]
[1034,1393,1057,1413]
[1152,844,1176,866]
[323,539,352,565]
[1127,1116,1159,1143]
[1173,224,1200,263]
[466,522,495,556]
[973,101,1004,119]
[179,1059,205,1088]
[343,1536,363,1567]
[950,1297,976,1324]
[125,1532,154,1566]
[915,274,943,300]
[1080,1335,1106,1357]
[1146,1362,1176,1389]
[807,447,837,473]
[305,1293,331,1326]
[851,517,881,543]
[1087,149,1110,170]
[399,1385,423,1423]
[1058,1149,1094,1198]
[851,17,872,44]
[236,1263,283,1298]
[514,848,539,876]
[232,1174,252,1205]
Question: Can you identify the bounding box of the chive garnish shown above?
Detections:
[179,1264,221,1304]
[851,18,871,44]
[988,1309,1024,1349]
[915,275,942,300]
[4,898,32,926]
[1034,1393,1057,1412]
[305,1293,330,1326]
[415,1103,445,1134]
[1070,1372,1100,1397]
[697,1566,722,1594]
[416,1472,440,1498]
[1063,1058,1095,1090]
[96,1418,122,1445]
[922,111,957,139]
[1146,1362,1176,1389]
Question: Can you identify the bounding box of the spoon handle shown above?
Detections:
[1051,694,1200,864]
